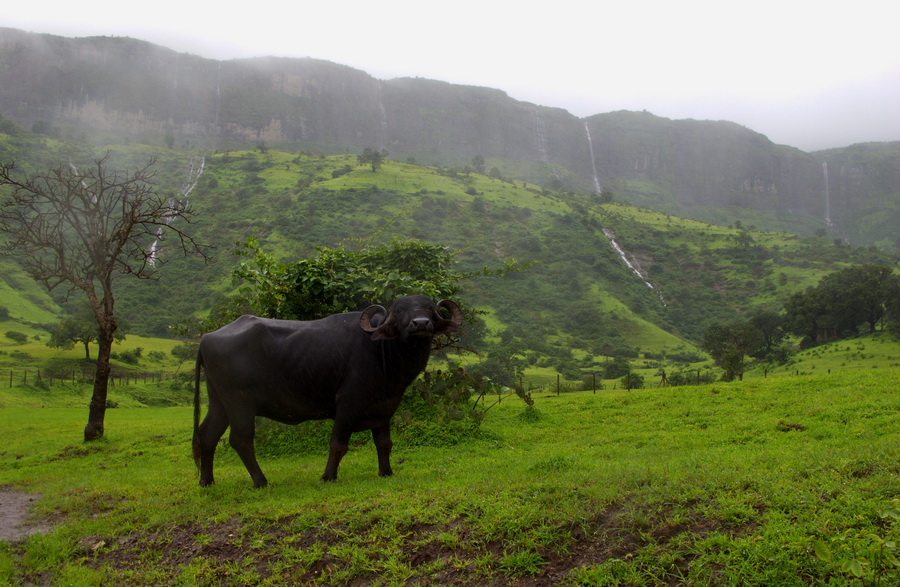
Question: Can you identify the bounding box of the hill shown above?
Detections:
[1,28,898,249]
[2,136,896,386]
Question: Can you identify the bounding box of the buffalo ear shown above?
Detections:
[360,305,398,340]
[434,299,463,334]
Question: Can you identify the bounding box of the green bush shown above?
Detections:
[112,347,143,365]
[5,330,28,344]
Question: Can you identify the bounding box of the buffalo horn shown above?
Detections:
[437,299,463,325]
[359,305,388,332]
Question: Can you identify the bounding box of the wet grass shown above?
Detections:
[1,367,898,584]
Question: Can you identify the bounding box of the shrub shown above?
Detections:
[331,165,352,179]
[668,369,718,386]
[604,357,632,379]
[112,347,143,365]
[621,372,644,389]
[5,330,28,344]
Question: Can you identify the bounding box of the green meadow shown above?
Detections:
[1,367,897,585]
[1,139,898,584]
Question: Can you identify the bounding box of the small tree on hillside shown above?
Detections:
[0,153,207,441]
[47,299,126,360]
[747,309,786,360]
[358,148,388,172]
[701,320,764,381]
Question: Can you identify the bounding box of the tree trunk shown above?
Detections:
[83,341,91,361]
[84,331,113,441]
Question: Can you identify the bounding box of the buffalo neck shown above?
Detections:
[376,335,433,381]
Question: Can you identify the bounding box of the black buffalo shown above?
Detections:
[192,295,463,487]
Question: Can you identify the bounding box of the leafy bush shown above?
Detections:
[331,165,352,179]
[668,369,718,386]
[604,357,632,379]
[170,343,197,363]
[5,330,28,344]
[620,372,644,389]
[112,347,142,365]
[231,235,466,322]
[7,350,34,362]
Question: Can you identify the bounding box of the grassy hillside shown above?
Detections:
[1,368,896,584]
[1,137,897,384]
[0,260,59,327]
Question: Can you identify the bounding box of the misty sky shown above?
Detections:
[4,0,899,151]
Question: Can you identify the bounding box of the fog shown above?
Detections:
[4,0,899,151]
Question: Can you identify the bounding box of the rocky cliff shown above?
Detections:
[1,28,897,247]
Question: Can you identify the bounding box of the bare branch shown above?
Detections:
[0,153,211,441]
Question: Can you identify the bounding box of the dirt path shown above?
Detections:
[0,489,49,542]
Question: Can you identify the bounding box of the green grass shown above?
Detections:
[0,260,60,326]
[749,332,900,378]
[1,368,897,585]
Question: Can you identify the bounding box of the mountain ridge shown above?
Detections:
[0,27,898,250]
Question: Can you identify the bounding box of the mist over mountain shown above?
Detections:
[1,27,897,249]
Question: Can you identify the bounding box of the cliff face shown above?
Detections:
[1,28,897,246]
[585,111,824,217]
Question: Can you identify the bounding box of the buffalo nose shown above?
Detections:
[411,317,433,332]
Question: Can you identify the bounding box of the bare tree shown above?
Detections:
[0,152,208,441]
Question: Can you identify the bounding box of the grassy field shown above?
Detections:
[1,367,897,585]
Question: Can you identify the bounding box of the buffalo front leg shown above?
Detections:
[229,417,268,488]
[372,424,394,477]
[322,421,352,481]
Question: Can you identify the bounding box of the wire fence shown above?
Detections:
[3,368,183,388]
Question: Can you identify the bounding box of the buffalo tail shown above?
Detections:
[192,348,203,472]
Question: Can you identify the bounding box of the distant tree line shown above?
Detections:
[783,264,899,342]
[701,264,900,380]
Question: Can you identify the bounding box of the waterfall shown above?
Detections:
[376,81,387,151]
[822,161,833,227]
[602,228,666,306]
[584,122,602,194]
[532,111,549,163]
[214,63,221,129]
[68,161,93,201]
[149,156,204,266]
[181,156,205,198]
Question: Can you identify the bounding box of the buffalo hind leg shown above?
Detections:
[322,421,352,481]
[196,393,229,487]
[372,424,394,477]
[229,417,268,488]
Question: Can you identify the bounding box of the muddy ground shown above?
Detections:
[0,489,50,542]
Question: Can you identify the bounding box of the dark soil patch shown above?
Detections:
[74,497,765,585]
